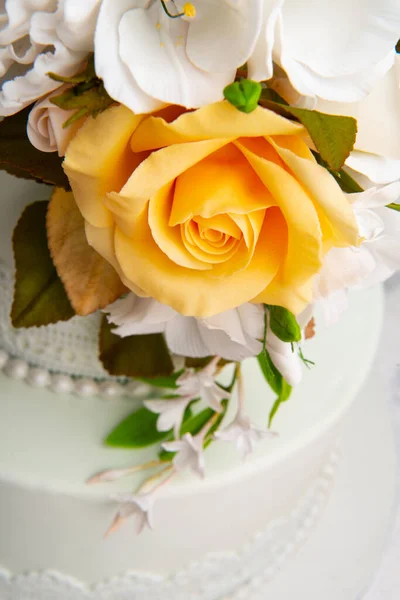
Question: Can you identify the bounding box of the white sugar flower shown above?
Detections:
[0,0,100,116]
[145,397,191,438]
[145,358,227,436]
[107,492,155,535]
[176,357,227,412]
[250,0,400,103]
[94,0,263,113]
[162,432,206,478]
[215,413,276,460]
[105,295,264,362]
[27,86,84,155]
[315,183,400,322]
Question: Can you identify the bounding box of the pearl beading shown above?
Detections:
[0,347,152,400]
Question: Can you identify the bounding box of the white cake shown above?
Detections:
[0,173,387,598]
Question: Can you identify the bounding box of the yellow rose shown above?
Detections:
[64,101,358,317]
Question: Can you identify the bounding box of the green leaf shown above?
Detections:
[99,316,174,378]
[105,407,170,448]
[387,203,400,212]
[224,79,262,113]
[259,90,357,171]
[11,201,75,328]
[268,305,301,343]
[257,348,292,426]
[0,108,70,188]
[139,371,183,389]
[159,407,215,462]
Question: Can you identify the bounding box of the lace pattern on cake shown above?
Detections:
[0,450,339,600]
[0,261,111,379]
[0,261,160,399]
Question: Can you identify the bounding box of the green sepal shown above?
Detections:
[49,56,114,128]
[99,316,174,379]
[0,108,70,188]
[11,201,75,328]
[257,348,292,426]
[260,89,357,171]
[387,203,400,212]
[224,79,262,113]
[105,407,171,448]
[268,305,301,343]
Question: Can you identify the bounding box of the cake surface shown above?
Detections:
[0,280,383,596]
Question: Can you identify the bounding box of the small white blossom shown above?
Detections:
[162,432,206,478]
[107,492,155,536]
[215,414,276,460]
[176,357,227,412]
[145,397,191,438]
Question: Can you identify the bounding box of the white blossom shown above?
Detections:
[175,357,227,412]
[0,0,100,116]
[104,295,264,362]
[145,358,227,436]
[215,413,276,460]
[94,0,263,113]
[162,432,206,478]
[145,397,191,438]
[107,492,155,536]
[250,0,400,103]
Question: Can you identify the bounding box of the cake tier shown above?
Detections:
[0,282,383,598]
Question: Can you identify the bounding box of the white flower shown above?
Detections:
[315,183,400,319]
[315,55,400,184]
[105,294,264,362]
[27,85,84,155]
[215,414,276,460]
[176,357,227,412]
[107,492,155,535]
[162,432,206,478]
[145,358,227,436]
[0,0,100,116]
[145,397,191,438]
[94,0,263,113]
[250,0,400,103]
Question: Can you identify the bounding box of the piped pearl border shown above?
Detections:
[0,348,152,400]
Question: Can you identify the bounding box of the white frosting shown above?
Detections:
[0,285,383,583]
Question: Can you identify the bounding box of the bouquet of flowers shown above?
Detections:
[1,0,400,533]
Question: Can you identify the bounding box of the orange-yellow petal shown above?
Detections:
[130,101,305,152]
[64,105,144,228]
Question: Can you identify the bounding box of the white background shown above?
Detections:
[364,275,400,600]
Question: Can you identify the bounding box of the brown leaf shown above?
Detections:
[304,318,316,340]
[47,188,127,316]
